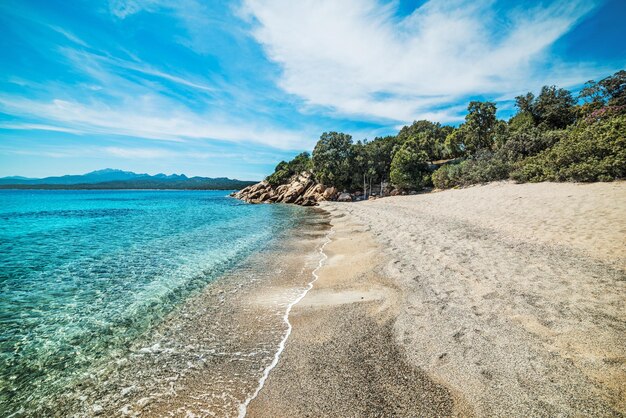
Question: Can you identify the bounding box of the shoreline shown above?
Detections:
[12,182,623,416]
[246,205,461,416]
[36,207,331,417]
[245,181,625,416]
[237,222,334,417]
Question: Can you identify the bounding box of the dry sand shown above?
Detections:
[248,181,626,417]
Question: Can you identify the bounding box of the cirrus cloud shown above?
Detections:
[241,0,606,122]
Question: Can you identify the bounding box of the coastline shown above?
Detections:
[237,218,334,418]
[40,207,331,417]
[18,182,623,416]
[245,181,626,416]
[246,206,462,416]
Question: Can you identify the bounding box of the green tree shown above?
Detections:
[349,140,369,190]
[397,120,448,160]
[389,139,430,190]
[444,128,466,158]
[516,86,576,129]
[579,70,626,116]
[508,110,535,133]
[463,101,497,154]
[312,132,353,189]
[365,136,395,182]
[266,151,312,185]
[601,70,626,106]
[534,86,576,129]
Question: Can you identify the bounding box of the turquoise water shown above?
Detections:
[0,190,306,415]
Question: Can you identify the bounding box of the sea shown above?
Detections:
[0,190,329,416]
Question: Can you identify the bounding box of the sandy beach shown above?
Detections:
[248,181,626,417]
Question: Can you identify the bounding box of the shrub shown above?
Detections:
[432,163,462,189]
[511,114,626,182]
[497,127,564,162]
[390,140,430,190]
[266,152,312,186]
[432,151,510,189]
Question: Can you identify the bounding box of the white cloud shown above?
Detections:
[242,0,604,123]
[102,146,175,159]
[0,40,315,150]
[0,96,310,149]
[0,122,84,135]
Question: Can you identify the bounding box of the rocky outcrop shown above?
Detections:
[230,171,339,206]
[337,192,352,202]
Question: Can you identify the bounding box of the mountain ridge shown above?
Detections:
[0,169,255,190]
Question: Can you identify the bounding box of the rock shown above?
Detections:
[389,189,400,196]
[303,183,325,199]
[280,172,314,203]
[323,187,338,200]
[312,192,325,202]
[232,171,329,206]
[301,196,318,206]
[275,184,289,195]
[337,192,352,202]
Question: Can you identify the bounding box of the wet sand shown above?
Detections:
[247,213,460,417]
[247,181,626,417]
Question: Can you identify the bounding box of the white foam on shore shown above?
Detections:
[237,226,334,418]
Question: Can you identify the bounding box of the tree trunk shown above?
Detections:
[363,173,366,199]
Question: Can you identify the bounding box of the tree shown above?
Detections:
[579,70,626,112]
[516,86,576,129]
[389,139,430,190]
[443,128,466,158]
[312,132,353,190]
[496,126,563,162]
[349,140,369,191]
[266,152,312,185]
[534,85,576,129]
[463,101,497,154]
[601,70,626,106]
[365,136,395,182]
[397,120,448,160]
[508,111,535,133]
[514,92,535,115]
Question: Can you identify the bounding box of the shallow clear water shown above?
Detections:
[0,190,306,415]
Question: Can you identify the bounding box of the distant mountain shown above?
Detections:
[0,169,256,190]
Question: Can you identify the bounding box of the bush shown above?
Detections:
[266,152,312,186]
[497,127,564,162]
[432,163,462,189]
[390,140,430,190]
[266,164,291,186]
[432,151,510,189]
[511,114,626,182]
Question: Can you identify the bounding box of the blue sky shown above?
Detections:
[0,0,624,180]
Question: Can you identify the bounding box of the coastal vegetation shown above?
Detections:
[266,70,625,194]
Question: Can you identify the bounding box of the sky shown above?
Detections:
[0,0,624,180]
